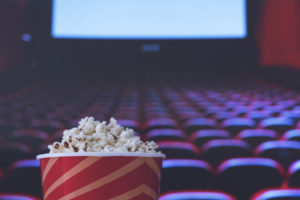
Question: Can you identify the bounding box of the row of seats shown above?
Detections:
[2,157,300,199]
[1,189,300,200]
[1,76,300,199]
[2,128,300,170]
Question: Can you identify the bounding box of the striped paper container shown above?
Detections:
[37,152,165,200]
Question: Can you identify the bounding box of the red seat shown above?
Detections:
[159,190,237,200]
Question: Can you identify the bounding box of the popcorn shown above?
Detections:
[48,117,160,154]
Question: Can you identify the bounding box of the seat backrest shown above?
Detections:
[6,160,42,197]
[255,141,300,168]
[146,129,185,142]
[251,189,300,200]
[283,129,300,141]
[161,159,214,193]
[0,193,40,200]
[218,158,284,200]
[190,130,231,147]
[157,141,200,159]
[202,139,251,167]
[159,191,237,200]
[237,129,278,148]
[287,160,300,187]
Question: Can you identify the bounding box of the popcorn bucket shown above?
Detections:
[37,152,165,200]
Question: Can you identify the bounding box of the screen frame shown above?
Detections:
[27,0,260,70]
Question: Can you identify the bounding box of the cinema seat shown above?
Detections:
[190,130,231,147]
[145,118,178,131]
[8,129,49,149]
[283,129,300,141]
[184,118,217,134]
[0,142,31,168]
[161,159,214,193]
[159,191,237,200]
[29,119,63,134]
[237,129,278,149]
[281,110,300,123]
[255,141,300,168]
[260,118,294,134]
[201,139,251,167]
[157,141,200,159]
[146,129,185,142]
[115,119,140,131]
[0,193,40,200]
[0,169,4,192]
[247,111,271,123]
[215,112,236,123]
[251,189,300,200]
[217,158,284,200]
[6,160,42,197]
[222,118,256,135]
[287,160,300,187]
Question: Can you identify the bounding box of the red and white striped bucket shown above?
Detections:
[37,152,165,200]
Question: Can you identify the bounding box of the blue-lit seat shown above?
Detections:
[222,118,256,135]
[145,118,178,131]
[247,111,271,123]
[201,139,251,167]
[283,129,300,141]
[184,118,217,134]
[264,106,285,117]
[8,129,49,149]
[217,158,284,200]
[189,130,231,147]
[161,159,214,193]
[5,160,42,197]
[146,129,185,142]
[0,142,31,169]
[115,119,140,131]
[157,141,200,159]
[215,112,236,123]
[0,193,40,200]
[255,141,300,168]
[260,118,294,134]
[29,119,63,134]
[159,191,237,200]
[281,110,300,123]
[237,129,278,148]
[251,189,300,200]
[288,160,300,187]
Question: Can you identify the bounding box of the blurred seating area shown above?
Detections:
[1,73,300,199]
